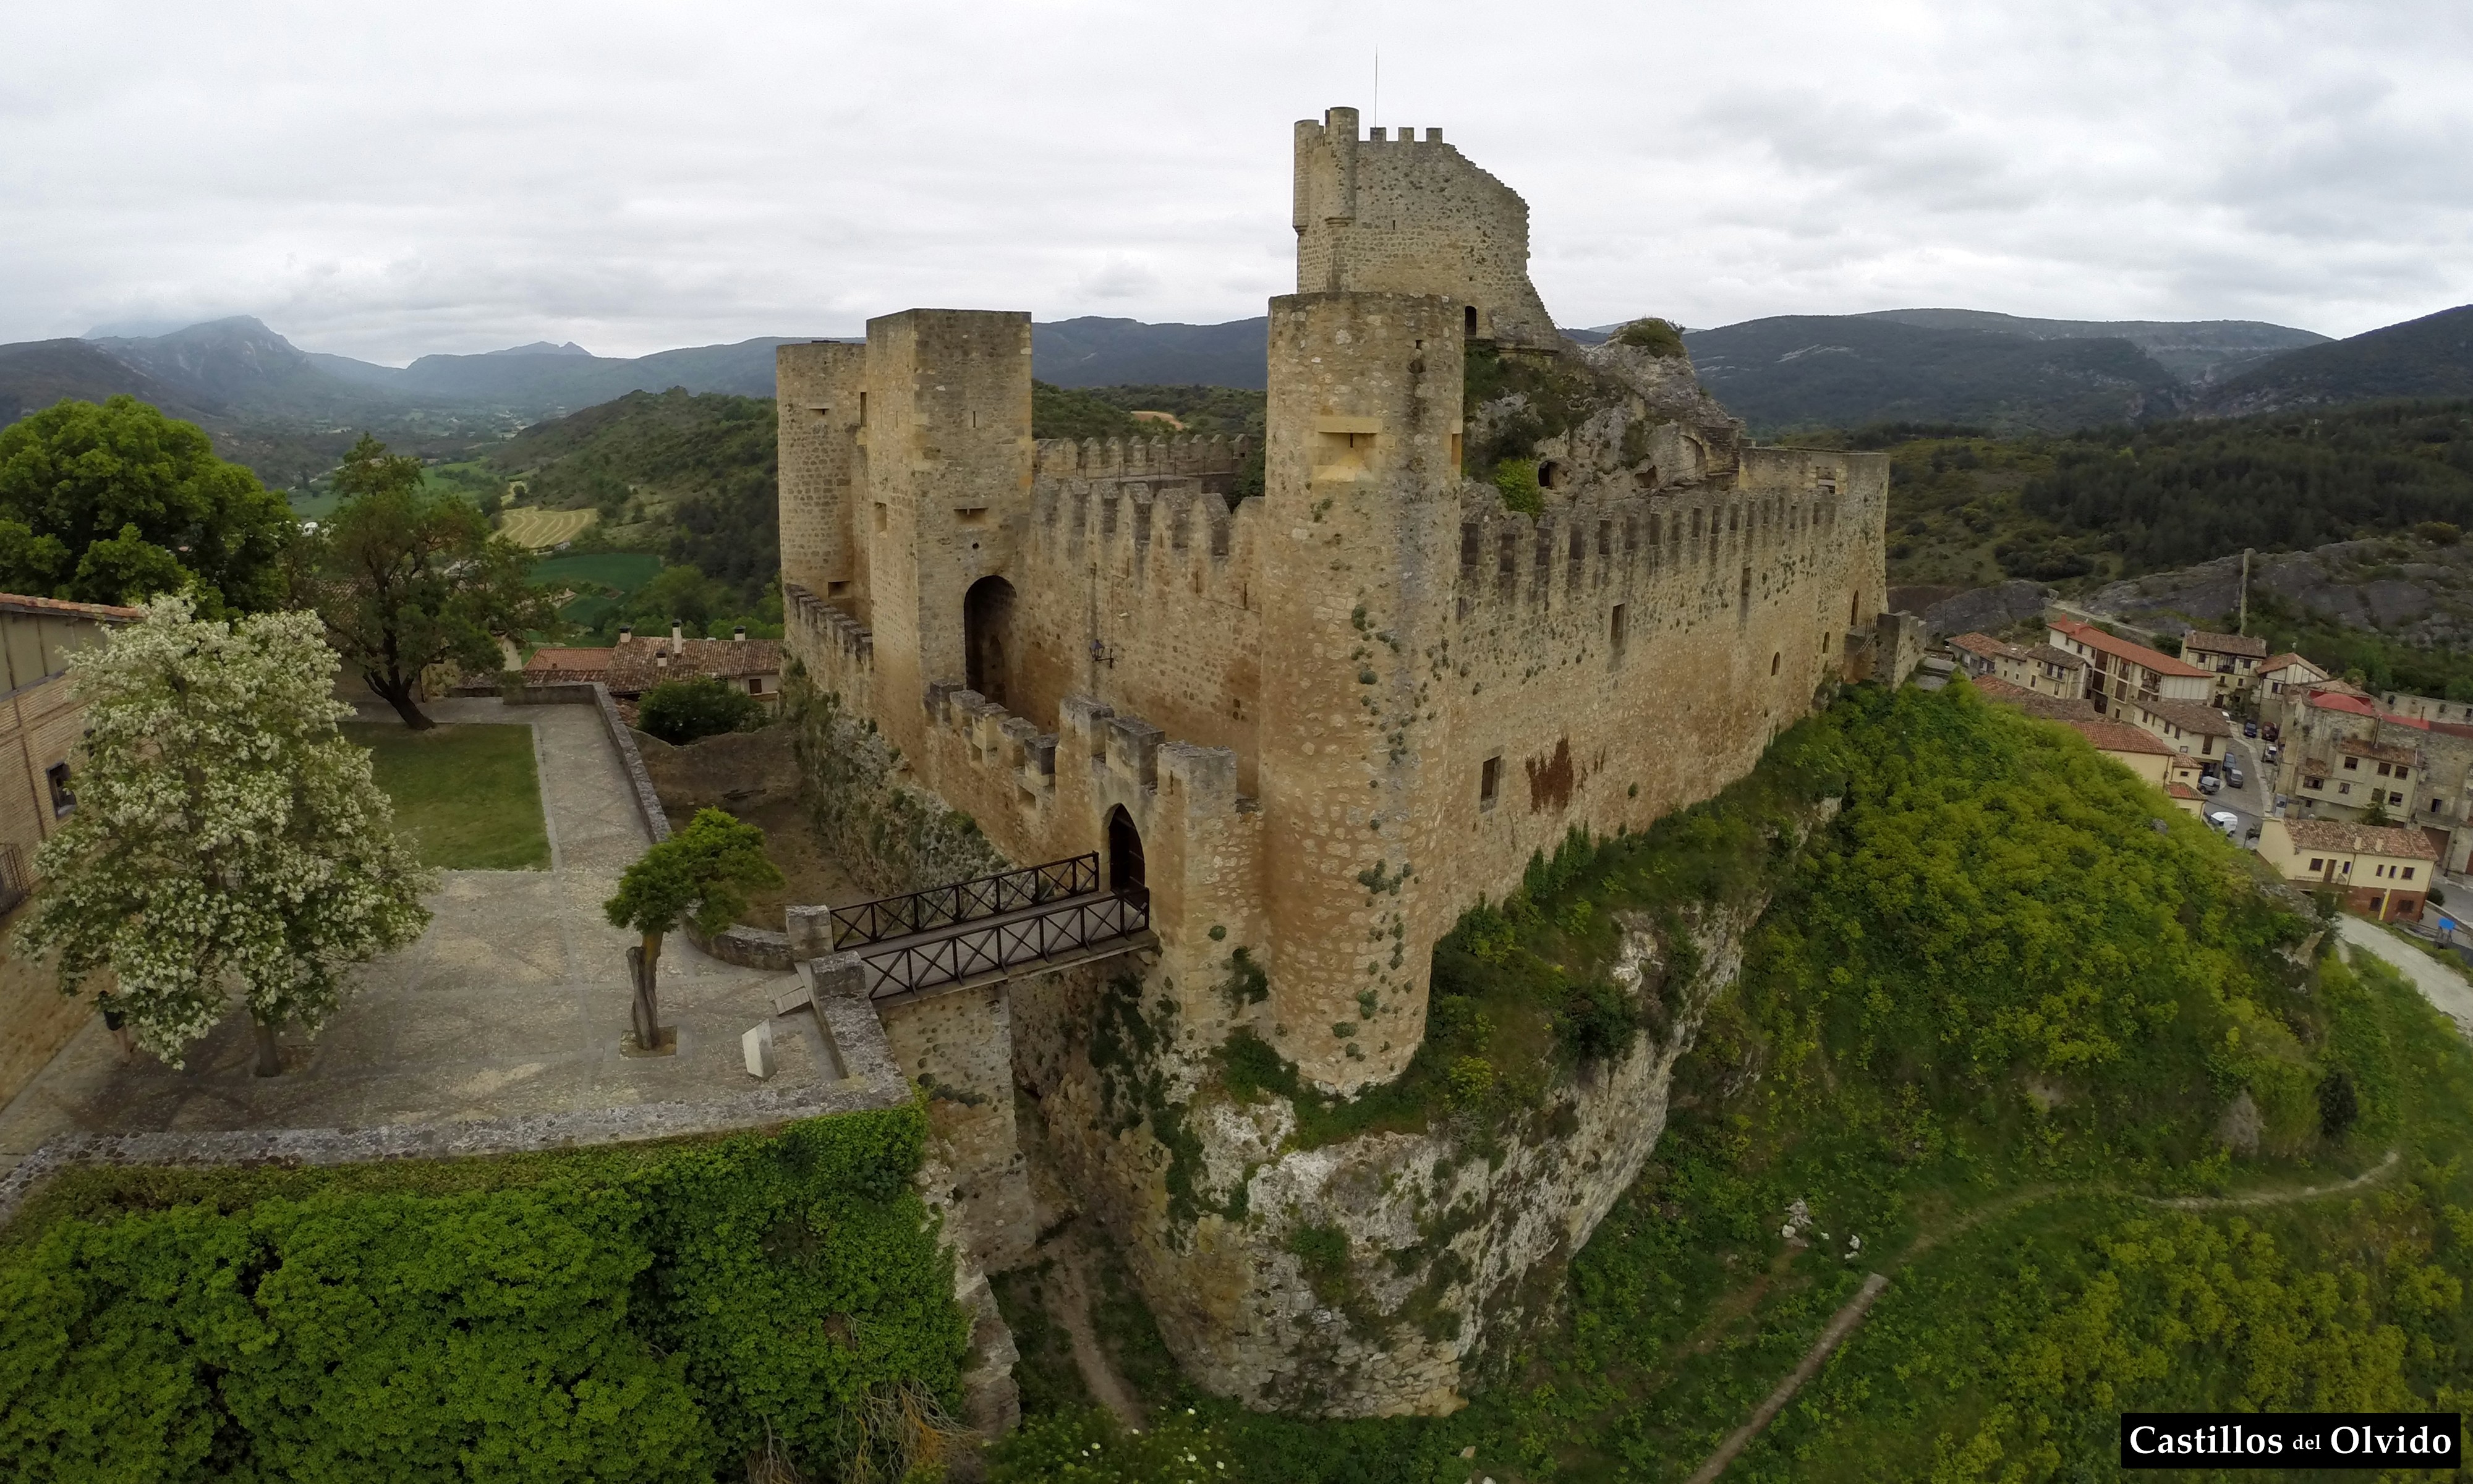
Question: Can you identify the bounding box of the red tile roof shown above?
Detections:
[2338,737,2420,767]
[2071,718,2177,756]
[2165,782,2204,800]
[1951,632,2030,661]
[2137,696,2234,736]
[600,636,783,695]
[2183,630,2268,659]
[2281,818,2440,860]
[2262,651,2321,675]
[525,647,614,675]
[2048,616,2212,679]
[0,592,145,622]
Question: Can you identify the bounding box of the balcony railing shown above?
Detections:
[829,854,1099,950]
[861,888,1149,999]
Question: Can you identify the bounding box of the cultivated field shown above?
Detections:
[497,506,599,549]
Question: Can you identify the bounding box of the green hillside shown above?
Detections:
[1685,316,2188,436]
[992,683,2473,1482]
[2202,305,2473,418]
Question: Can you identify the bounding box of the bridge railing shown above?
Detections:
[830,854,1100,950]
[862,889,1149,999]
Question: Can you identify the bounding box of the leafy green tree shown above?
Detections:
[14,595,432,1074]
[603,809,782,1048]
[0,394,294,611]
[637,675,764,744]
[292,435,559,729]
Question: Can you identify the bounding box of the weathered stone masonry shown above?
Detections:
[776,105,1901,1412]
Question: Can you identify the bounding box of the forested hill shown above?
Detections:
[1863,398,2473,591]
[2199,303,2473,417]
[1683,315,2190,435]
[2024,397,2473,570]
[487,389,779,595]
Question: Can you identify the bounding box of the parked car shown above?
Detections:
[2208,810,2242,839]
[2200,773,2222,794]
[2225,763,2245,789]
[2263,724,2279,742]
[2243,720,2258,738]
[2264,743,2281,764]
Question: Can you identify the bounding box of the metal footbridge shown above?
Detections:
[826,854,1154,1003]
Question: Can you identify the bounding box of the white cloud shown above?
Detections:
[3,0,2467,361]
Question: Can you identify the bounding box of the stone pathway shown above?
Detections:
[0,698,829,1179]
[2334,915,2473,1038]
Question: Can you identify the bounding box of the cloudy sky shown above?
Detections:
[6,0,2468,363]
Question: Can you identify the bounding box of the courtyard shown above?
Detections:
[0,698,842,1179]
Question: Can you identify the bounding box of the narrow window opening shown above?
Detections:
[1771,651,1781,676]
[1538,460,1562,490]
[45,763,72,819]
[873,502,888,533]
[1479,755,1502,810]
[1611,604,1627,658]
[1463,305,1478,337]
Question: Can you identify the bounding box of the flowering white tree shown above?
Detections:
[15,595,432,1073]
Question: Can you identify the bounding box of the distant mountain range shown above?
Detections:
[7,299,2471,475]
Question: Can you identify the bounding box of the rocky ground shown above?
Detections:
[2075,531,2473,644]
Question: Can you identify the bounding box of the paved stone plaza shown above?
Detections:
[0,698,833,1178]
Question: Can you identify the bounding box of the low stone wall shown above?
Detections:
[684,919,798,972]
[634,723,799,815]
[0,973,906,1232]
[509,681,670,843]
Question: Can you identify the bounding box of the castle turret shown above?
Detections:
[1254,291,1465,1091]
[1292,105,1560,351]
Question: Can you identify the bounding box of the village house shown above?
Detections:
[2046,616,2213,718]
[2257,817,2438,921]
[2181,630,2268,706]
[0,593,140,1106]
[2119,692,2234,763]
[523,623,785,703]
[2258,651,2327,713]
[1948,632,2032,687]
[2064,716,2177,785]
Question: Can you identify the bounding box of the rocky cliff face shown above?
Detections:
[1010,806,1830,1415]
[2080,532,2473,646]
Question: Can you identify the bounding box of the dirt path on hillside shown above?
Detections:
[1040,1227,1147,1432]
[1682,1150,2404,1481]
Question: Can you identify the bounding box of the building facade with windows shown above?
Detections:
[0,593,140,1106]
[2045,617,2213,718]
[2257,817,2438,921]
[2182,630,2268,705]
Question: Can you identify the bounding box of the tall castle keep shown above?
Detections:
[778,106,1897,1098]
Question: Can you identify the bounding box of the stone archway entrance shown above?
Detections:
[964,575,1016,706]
[1105,806,1145,897]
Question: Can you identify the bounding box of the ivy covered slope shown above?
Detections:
[0,1109,972,1484]
[996,684,2473,1483]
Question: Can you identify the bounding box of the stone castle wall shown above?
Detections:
[1293,106,1559,350]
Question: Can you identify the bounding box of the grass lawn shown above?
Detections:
[344,721,550,870]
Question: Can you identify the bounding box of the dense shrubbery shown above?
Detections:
[638,674,765,743]
[0,1109,968,1483]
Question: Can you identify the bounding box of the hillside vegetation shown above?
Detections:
[2202,304,2473,418]
[1857,398,2473,590]
[992,684,2473,1482]
[0,1109,971,1484]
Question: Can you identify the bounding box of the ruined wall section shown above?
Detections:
[776,341,870,622]
[1432,447,1888,913]
[1294,106,1560,351]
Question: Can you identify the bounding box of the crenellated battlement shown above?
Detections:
[1031,433,1249,481]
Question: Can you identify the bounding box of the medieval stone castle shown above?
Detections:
[775,107,1906,1411]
